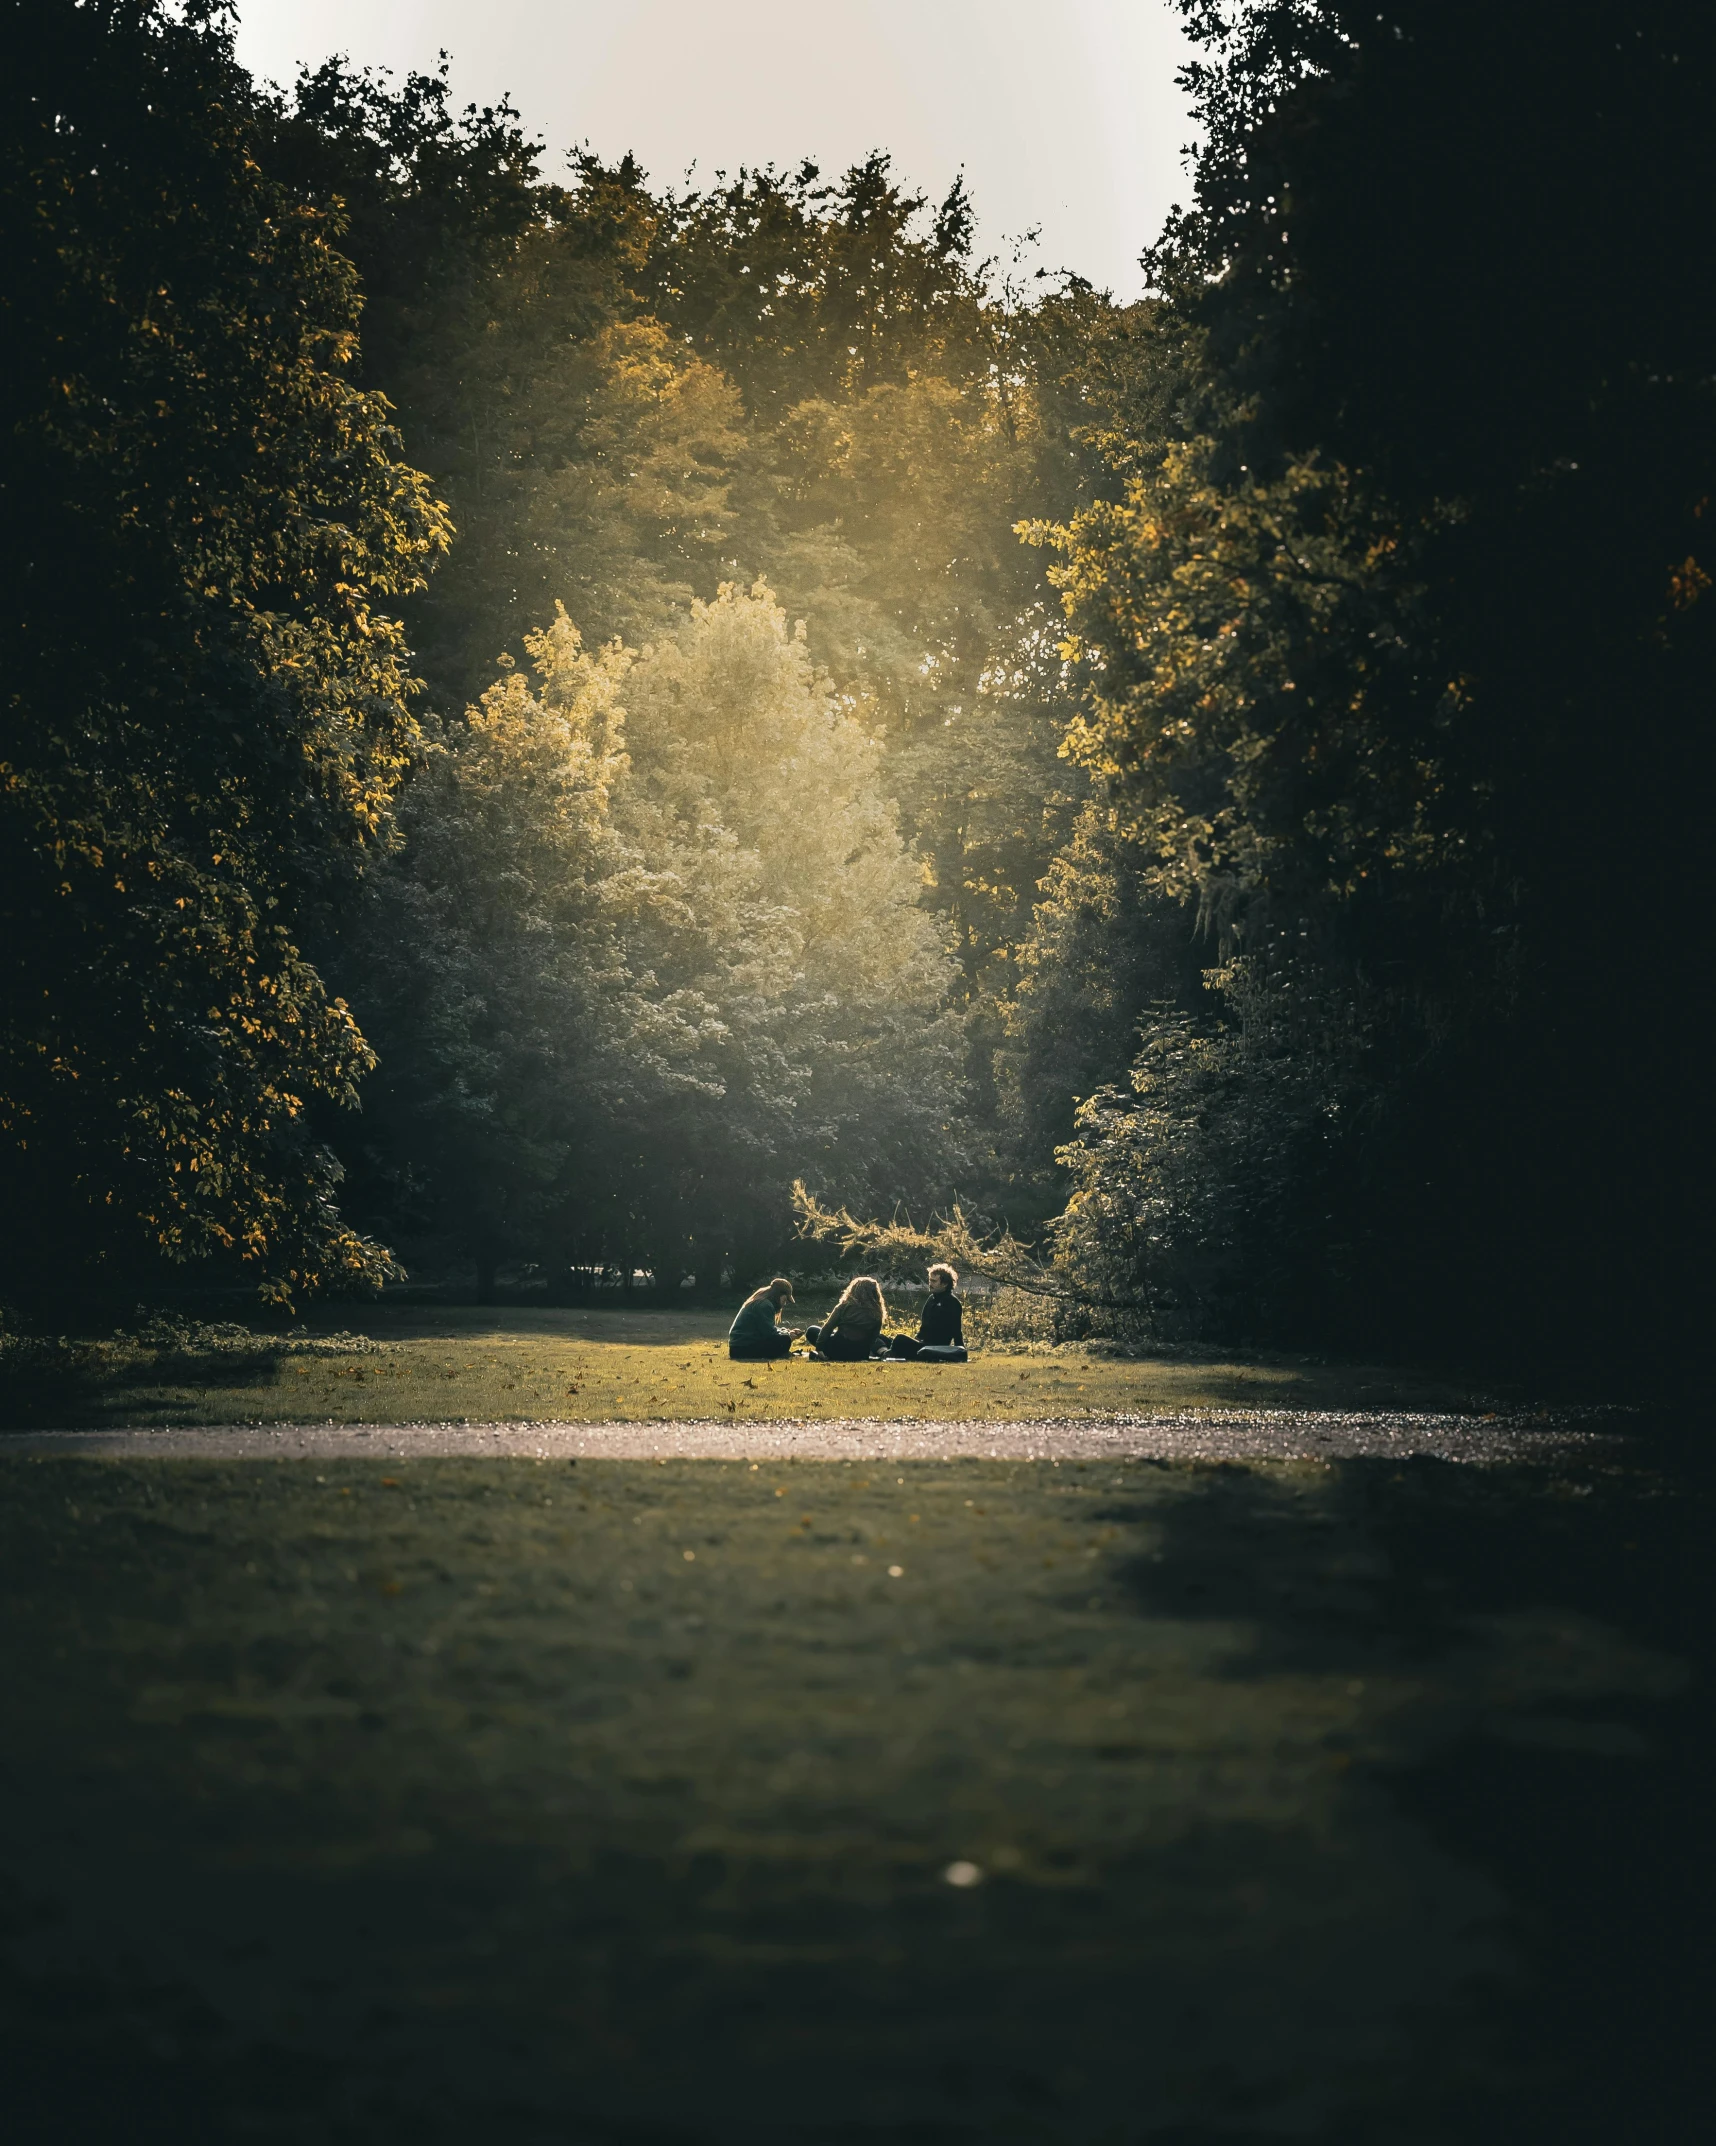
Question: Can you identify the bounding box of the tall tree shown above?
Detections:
[0,1,449,1304]
[1033,0,1712,1359]
[339,584,960,1290]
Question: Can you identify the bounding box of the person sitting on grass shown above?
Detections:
[728,1276,801,1360]
[804,1275,888,1360]
[888,1263,965,1358]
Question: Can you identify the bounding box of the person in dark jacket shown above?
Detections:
[728,1277,800,1359]
[888,1263,965,1357]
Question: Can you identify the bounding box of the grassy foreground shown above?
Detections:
[0,1441,1701,2142]
[4,1303,1511,1430]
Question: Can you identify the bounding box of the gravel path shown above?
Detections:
[1,1409,1621,1464]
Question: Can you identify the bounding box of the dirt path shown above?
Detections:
[2,1407,1618,1463]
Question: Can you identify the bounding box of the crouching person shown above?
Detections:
[888,1263,967,1358]
[729,1276,800,1360]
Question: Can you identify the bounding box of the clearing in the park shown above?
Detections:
[0,1306,1701,2142]
[4,6,1701,2140]
[9,1302,1512,1433]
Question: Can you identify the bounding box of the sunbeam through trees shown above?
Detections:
[3,0,1707,1376]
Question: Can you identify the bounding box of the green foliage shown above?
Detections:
[1026,0,1711,1361]
[645,154,989,418]
[11,2,1699,1373]
[8,22,1111,1310]
[344,585,961,1283]
[0,2,449,1303]
[263,78,1118,1004]
[996,806,1206,1205]
[1052,958,1377,1343]
[1032,444,1454,914]
[254,68,1146,1272]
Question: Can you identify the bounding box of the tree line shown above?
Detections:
[3,0,1705,1367]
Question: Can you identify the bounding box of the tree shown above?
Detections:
[264,82,1121,1006]
[995,805,1207,1214]
[1028,0,1712,1361]
[338,584,961,1289]
[645,153,992,421]
[333,621,654,1296]
[0,1,449,1304]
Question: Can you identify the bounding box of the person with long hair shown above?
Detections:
[805,1275,887,1360]
[728,1275,801,1360]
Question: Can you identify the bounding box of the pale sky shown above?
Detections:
[234,1,1197,300]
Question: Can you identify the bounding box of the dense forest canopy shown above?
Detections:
[2,0,1707,1368]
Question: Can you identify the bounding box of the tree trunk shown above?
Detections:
[544,1262,580,1307]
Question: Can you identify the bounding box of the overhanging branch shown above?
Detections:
[789,1181,1146,1313]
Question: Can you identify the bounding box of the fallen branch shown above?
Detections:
[789,1181,1146,1313]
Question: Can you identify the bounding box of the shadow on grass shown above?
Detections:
[0,1443,1704,2144]
[0,1339,294,1431]
[1096,1439,1708,2144]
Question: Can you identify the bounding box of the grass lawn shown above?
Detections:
[0,1440,1701,2142]
[5,1302,1516,1430]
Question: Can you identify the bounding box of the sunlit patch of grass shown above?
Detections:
[8,1304,1501,1428]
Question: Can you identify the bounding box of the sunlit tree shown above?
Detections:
[342,584,960,1289]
